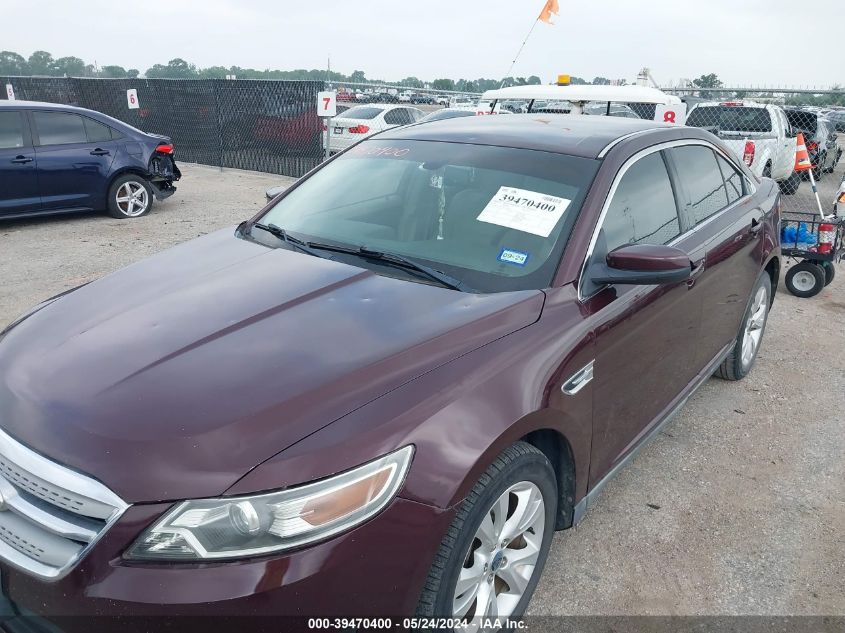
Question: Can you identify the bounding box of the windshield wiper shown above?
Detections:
[251,223,327,259]
[305,241,471,292]
[251,223,471,292]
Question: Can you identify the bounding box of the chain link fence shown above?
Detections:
[0,77,327,177]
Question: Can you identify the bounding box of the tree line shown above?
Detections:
[0,50,626,92]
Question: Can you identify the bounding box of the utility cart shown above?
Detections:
[782,211,844,297]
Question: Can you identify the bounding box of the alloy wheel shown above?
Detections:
[452,481,545,627]
[741,285,768,368]
[115,181,150,217]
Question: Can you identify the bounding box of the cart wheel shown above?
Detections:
[821,261,836,286]
[785,262,826,298]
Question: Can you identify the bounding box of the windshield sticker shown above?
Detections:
[498,248,529,266]
[476,187,570,237]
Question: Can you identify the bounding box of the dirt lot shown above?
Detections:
[1,162,843,616]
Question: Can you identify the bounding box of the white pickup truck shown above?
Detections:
[687,101,800,194]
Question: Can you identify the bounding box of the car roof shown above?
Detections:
[482,84,681,105]
[380,114,670,158]
[0,100,98,114]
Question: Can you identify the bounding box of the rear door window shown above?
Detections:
[384,109,412,125]
[715,153,745,205]
[33,111,87,145]
[0,111,25,149]
[671,145,730,225]
[602,151,681,251]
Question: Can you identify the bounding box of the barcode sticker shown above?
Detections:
[477,187,570,237]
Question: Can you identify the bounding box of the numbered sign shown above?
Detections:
[317,91,337,118]
[5,84,14,100]
[654,102,687,126]
[127,89,139,110]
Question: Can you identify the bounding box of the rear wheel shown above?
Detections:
[812,155,825,181]
[715,272,771,381]
[821,261,836,286]
[106,175,153,219]
[416,442,557,622]
[785,261,826,298]
[779,171,801,195]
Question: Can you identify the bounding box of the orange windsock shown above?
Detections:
[538,0,560,23]
[794,133,812,172]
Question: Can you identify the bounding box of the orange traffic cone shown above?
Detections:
[794,133,812,172]
[793,133,827,219]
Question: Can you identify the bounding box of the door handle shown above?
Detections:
[562,361,594,396]
[750,216,763,235]
[90,148,110,156]
[687,259,705,287]
[10,156,33,164]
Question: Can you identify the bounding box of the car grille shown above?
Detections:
[0,428,128,580]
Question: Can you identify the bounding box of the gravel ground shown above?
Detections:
[1,161,843,616]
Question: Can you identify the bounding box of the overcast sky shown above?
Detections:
[5,0,842,87]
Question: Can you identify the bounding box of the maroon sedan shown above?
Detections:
[0,115,779,628]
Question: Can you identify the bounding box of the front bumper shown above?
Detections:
[1,498,452,632]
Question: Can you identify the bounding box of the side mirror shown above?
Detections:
[590,244,692,286]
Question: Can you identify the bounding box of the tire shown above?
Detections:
[416,442,557,621]
[106,175,154,219]
[715,271,772,381]
[785,261,826,299]
[812,154,824,181]
[823,150,839,174]
[778,171,801,195]
[821,261,836,286]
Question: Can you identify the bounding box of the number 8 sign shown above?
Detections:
[654,102,687,126]
[317,91,337,118]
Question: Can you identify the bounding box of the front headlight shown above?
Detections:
[126,445,414,560]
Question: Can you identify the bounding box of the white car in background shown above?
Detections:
[327,104,424,154]
[686,101,800,194]
[449,97,476,110]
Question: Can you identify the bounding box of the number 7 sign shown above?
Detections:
[317,91,337,118]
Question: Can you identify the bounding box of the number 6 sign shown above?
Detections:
[654,102,687,126]
[317,91,337,118]
[127,89,139,110]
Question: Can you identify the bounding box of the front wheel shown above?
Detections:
[715,271,771,381]
[416,442,557,622]
[785,261,826,298]
[106,175,153,219]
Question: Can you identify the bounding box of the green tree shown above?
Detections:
[28,50,55,75]
[527,75,542,85]
[51,56,86,77]
[400,76,423,88]
[0,51,28,75]
[101,65,128,78]
[198,65,229,79]
[349,70,366,83]
[127,68,139,78]
[432,78,455,91]
[592,76,611,85]
[692,73,723,89]
[145,58,197,78]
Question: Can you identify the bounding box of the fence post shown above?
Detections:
[213,79,224,173]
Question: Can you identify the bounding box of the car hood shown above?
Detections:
[0,228,543,503]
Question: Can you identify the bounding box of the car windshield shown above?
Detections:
[253,139,599,292]
[338,106,383,120]
[687,106,772,133]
